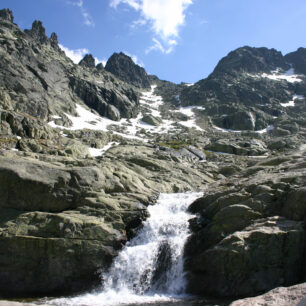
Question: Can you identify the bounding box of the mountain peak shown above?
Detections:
[24,20,48,44]
[212,46,289,75]
[285,47,306,75]
[0,8,13,23]
[79,54,96,68]
[105,52,151,88]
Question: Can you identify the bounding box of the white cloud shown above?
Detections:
[68,0,95,27]
[110,0,193,53]
[94,57,108,67]
[59,44,107,67]
[145,38,175,54]
[110,0,140,10]
[59,44,89,64]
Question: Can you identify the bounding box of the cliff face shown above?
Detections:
[105,52,151,88]
[0,12,140,123]
[0,8,306,301]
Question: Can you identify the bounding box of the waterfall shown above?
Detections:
[50,192,202,306]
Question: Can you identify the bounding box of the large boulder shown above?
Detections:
[230,282,306,306]
[185,148,306,298]
[187,217,305,297]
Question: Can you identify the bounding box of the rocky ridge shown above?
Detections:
[105,52,151,89]
[0,12,140,124]
[0,8,305,304]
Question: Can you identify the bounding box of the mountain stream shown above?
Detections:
[48,193,203,306]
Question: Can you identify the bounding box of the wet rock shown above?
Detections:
[213,111,255,130]
[230,282,306,306]
[0,142,212,296]
[185,147,306,298]
[187,217,305,297]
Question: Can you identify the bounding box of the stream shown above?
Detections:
[42,193,229,306]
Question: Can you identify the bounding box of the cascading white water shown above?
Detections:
[49,192,202,306]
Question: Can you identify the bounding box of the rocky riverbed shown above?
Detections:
[0,7,306,305]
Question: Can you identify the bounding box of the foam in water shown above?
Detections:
[48,192,202,306]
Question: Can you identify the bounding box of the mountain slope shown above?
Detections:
[0,12,140,124]
[178,46,306,131]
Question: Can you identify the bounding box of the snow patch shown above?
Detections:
[213,124,274,134]
[281,94,304,107]
[175,106,205,118]
[88,142,119,157]
[262,68,302,83]
[255,125,274,134]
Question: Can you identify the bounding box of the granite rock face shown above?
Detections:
[285,47,306,75]
[105,52,151,88]
[230,282,306,306]
[0,11,139,123]
[0,141,213,296]
[179,46,306,131]
[185,147,306,298]
[0,8,13,22]
[0,8,306,302]
[212,46,289,74]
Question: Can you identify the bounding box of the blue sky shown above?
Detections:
[2,0,306,83]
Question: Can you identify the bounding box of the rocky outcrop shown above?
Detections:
[0,11,140,124]
[141,114,162,126]
[0,8,13,22]
[24,20,49,44]
[179,46,306,132]
[0,140,213,296]
[212,46,289,75]
[205,138,267,156]
[230,282,306,306]
[285,47,306,75]
[1,8,306,302]
[105,52,151,88]
[185,147,306,298]
[79,54,95,68]
[69,77,139,120]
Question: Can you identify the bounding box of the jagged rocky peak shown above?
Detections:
[79,54,96,68]
[105,52,151,88]
[50,32,59,49]
[0,8,13,22]
[96,62,104,71]
[285,47,306,75]
[24,20,48,44]
[213,46,290,75]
